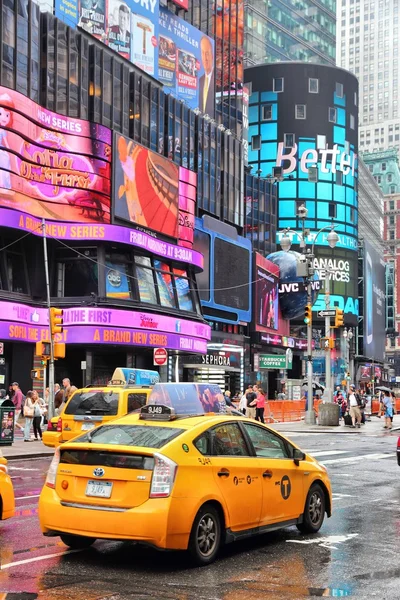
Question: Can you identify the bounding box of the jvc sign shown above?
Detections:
[276,143,357,177]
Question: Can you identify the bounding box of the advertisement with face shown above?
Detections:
[0,87,111,223]
[255,253,279,331]
[78,0,107,40]
[158,8,215,115]
[114,134,179,239]
[363,240,386,361]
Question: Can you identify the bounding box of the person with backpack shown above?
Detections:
[11,382,24,432]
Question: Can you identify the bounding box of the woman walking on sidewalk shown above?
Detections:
[381,391,393,430]
[32,390,45,441]
[23,391,34,442]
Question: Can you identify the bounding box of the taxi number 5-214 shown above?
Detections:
[86,480,113,498]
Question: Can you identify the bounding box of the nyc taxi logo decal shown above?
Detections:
[281,475,291,500]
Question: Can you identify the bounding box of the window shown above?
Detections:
[309,78,319,93]
[350,114,355,129]
[389,200,395,210]
[284,133,295,148]
[154,260,176,309]
[262,104,272,120]
[391,185,397,194]
[382,162,387,171]
[127,393,148,413]
[65,391,120,416]
[295,104,306,119]
[336,171,343,186]
[387,173,393,183]
[350,207,355,222]
[105,253,134,300]
[75,425,184,448]
[368,164,374,173]
[329,203,337,218]
[6,245,28,294]
[389,230,395,240]
[389,215,395,226]
[251,134,261,151]
[336,82,344,97]
[194,432,211,455]
[135,256,157,305]
[317,135,326,149]
[273,77,284,92]
[242,424,289,459]
[211,423,249,456]
[329,107,337,123]
[55,247,98,298]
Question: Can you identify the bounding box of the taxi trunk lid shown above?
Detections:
[56,447,154,509]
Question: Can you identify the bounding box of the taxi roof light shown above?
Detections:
[150,453,178,499]
[45,447,60,489]
[140,404,176,421]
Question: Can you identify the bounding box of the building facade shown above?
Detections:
[244,0,336,68]
[337,0,400,155]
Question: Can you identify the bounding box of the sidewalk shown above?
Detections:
[1,430,54,460]
[269,414,400,435]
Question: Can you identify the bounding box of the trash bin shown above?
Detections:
[0,399,15,446]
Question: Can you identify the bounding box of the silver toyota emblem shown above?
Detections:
[93,468,105,477]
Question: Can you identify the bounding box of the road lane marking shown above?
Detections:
[0,549,83,570]
[286,533,358,550]
[15,494,40,500]
[9,467,40,472]
[321,453,393,465]
[304,450,350,457]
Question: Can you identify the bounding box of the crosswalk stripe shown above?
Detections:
[321,453,393,465]
[304,450,349,457]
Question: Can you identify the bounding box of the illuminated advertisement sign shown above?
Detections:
[213,0,244,97]
[114,134,179,239]
[0,300,211,353]
[158,8,215,114]
[56,0,159,77]
[276,143,357,177]
[363,240,386,361]
[0,87,111,223]
[254,253,279,332]
[0,207,204,271]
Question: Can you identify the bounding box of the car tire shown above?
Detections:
[297,483,325,534]
[188,504,222,566]
[60,534,96,549]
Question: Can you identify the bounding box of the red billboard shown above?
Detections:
[0,87,111,223]
[114,134,179,239]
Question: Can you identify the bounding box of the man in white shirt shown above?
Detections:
[348,384,361,428]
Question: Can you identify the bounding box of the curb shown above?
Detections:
[5,451,54,461]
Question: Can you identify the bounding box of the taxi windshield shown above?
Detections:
[74,424,184,448]
[65,391,119,416]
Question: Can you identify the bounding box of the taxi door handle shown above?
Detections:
[217,469,230,477]
[263,470,273,479]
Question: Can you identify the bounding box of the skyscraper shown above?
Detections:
[244,0,336,67]
[337,0,400,154]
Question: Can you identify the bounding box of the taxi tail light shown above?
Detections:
[397,437,400,449]
[45,448,60,489]
[56,418,62,432]
[150,453,177,498]
[0,463,8,474]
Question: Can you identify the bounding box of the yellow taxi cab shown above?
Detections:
[39,383,332,565]
[42,368,159,448]
[0,452,15,520]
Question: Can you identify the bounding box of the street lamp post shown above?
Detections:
[279,207,339,424]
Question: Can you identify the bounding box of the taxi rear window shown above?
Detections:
[65,391,119,416]
[60,450,154,470]
[75,424,184,448]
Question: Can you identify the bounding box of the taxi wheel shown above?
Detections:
[60,534,96,549]
[188,504,222,566]
[297,483,325,534]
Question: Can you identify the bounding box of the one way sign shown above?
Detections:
[317,310,336,318]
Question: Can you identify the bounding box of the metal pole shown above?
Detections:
[324,276,332,403]
[42,219,55,420]
[305,280,316,424]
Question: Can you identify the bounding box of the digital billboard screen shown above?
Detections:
[213,0,244,96]
[363,240,386,361]
[114,133,179,239]
[0,87,111,223]
[255,253,279,331]
[214,237,250,311]
[159,8,215,115]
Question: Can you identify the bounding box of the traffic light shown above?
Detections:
[50,308,64,336]
[31,369,44,380]
[304,304,312,325]
[35,340,51,358]
[321,337,335,350]
[54,343,66,359]
[334,308,344,328]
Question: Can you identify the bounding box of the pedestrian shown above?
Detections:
[54,389,65,415]
[252,388,266,423]
[11,382,24,432]
[348,384,362,428]
[245,385,257,419]
[223,390,233,407]
[31,390,45,441]
[391,391,397,425]
[364,390,372,421]
[335,390,346,420]
[380,390,393,430]
[239,389,248,415]
[23,391,35,441]
[277,389,286,400]
[359,389,366,425]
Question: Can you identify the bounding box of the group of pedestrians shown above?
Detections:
[8,377,75,442]
[333,384,397,429]
[237,385,266,423]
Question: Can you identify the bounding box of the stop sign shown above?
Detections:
[153,347,168,366]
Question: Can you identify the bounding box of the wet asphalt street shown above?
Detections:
[1,429,400,600]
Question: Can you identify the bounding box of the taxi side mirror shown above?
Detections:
[293,448,306,466]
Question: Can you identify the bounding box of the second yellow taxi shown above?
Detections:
[39,383,332,565]
[0,452,15,520]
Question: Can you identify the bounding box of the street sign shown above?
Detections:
[317,310,336,318]
[0,343,3,355]
[153,348,168,366]
[259,353,292,370]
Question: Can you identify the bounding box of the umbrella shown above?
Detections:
[302,380,325,392]
[375,386,391,393]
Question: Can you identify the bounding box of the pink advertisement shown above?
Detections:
[0,87,111,223]
[254,253,289,337]
[178,167,197,249]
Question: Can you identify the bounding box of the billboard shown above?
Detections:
[114,134,179,238]
[56,0,159,77]
[0,87,111,223]
[213,0,244,96]
[158,8,215,115]
[363,240,386,361]
[255,253,279,331]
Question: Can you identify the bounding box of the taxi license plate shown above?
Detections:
[81,423,95,431]
[86,480,113,498]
